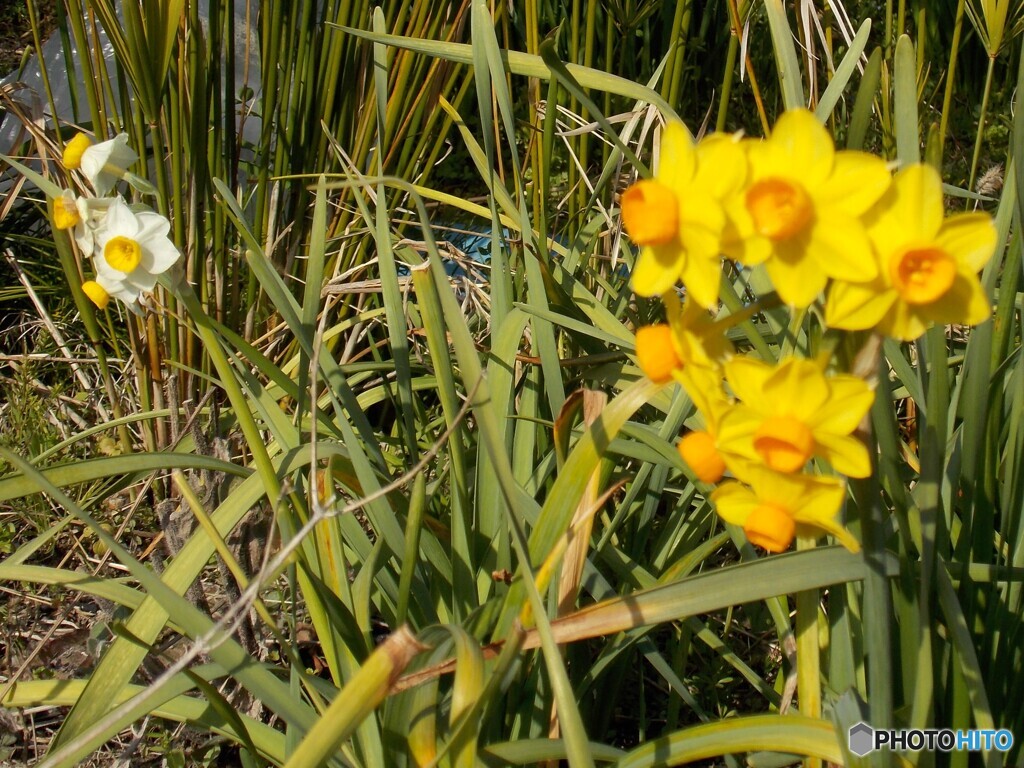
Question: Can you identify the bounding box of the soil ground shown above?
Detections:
[0,0,56,75]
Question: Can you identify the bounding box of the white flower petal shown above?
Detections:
[135,211,170,241]
[100,198,140,241]
[74,226,95,258]
[80,134,138,196]
[125,269,158,293]
[141,238,180,274]
[110,282,143,304]
[94,255,128,281]
[95,273,138,304]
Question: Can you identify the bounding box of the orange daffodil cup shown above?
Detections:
[623,108,998,554]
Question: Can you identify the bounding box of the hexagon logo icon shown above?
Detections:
[848,722,875,757]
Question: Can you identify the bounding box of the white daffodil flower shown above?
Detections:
[63,132,139,196]
[71,196,117,260]
[90,198,180,305]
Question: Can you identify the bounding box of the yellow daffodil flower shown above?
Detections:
[633,293,733,386]
[711,468,859,552]
[723,108,891,307]
[676,367,737,483]
[623,125,743,308]
[663,291,732,373]
[826,164,997,341]
[91,198,180,305]
[716,355,874,478]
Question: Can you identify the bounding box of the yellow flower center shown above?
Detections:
[746,177,814,240]
[889,245,957,305]
[63,133,92,170]
[744,502,796,552]
[753,415,814,473]
[621,180,679,246]
[82,280,110,309]
[104,236,142,273]
[53,197,81,230]
[635,324,682,384]
[678,430,726,484]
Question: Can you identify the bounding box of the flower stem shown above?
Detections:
[795,535,821,768]
[968,56,997,197]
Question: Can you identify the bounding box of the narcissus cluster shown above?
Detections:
[626,108,997,553]
[54,133,180,309]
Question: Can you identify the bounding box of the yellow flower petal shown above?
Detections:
[723,356,773,404]
[812,377,875,434]
[680,250,724,310]
[677,366,731,424]
[679,197,726,253]
[787,473,857,551]
[622,180,679,245]
[878,299,932,341]
[917,273,991,328]
[762,358,829,418]
[813,432,872,478]
[631,243,686,296]
[795,520,861,553]
[659,122,697,186]
[723,225,771,266]
[814,151,891,216]
[693,132,747,199]
[759,109,834,188]
[765,246,828,307]
[936,213,998,273]
[869,164,944,244]
[710,481,758,525]
[807,211,878,282]
[659,293,734,379]
[825,279,897,331]
[777,473,845,525]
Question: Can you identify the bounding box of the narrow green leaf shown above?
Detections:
[616,715,843,767]
[893,35,920,166]
[815,20,872,123]
[763,0,806,110]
